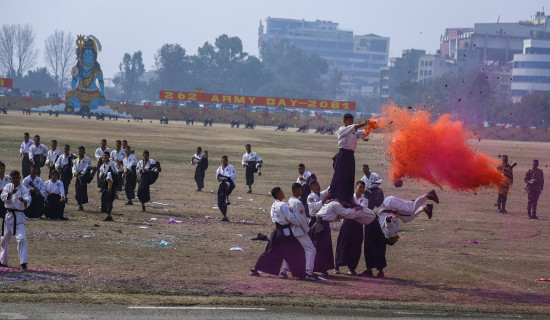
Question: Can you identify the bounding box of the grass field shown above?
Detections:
[0,112,549,315]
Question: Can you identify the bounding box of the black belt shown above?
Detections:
[2,209,17,236]
[275,223,290,230]
[338,148,354,154]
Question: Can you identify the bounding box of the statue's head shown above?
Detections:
[76,35,100,68]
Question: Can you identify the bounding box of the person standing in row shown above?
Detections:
[22,165,46,219]
[216,156,236,222]
[123,145,138,206]
[99,152,118,221]
[496,155,514,214]
[28,135,48,177]
[242,144,262,194]
[0,170,31,270]
[307,177,333,277]
[137,150,160,212]
[44,170,67,220]
[20,133,33,178]
[94,139,111,189]
[191,147,208,192]
[73,146,93,211]
[296,164,312,217]
[55,145,76,200]
[45,140,62,178]
[525,159,544,219]
[110,140,126,197]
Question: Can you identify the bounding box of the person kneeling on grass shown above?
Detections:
[44,170,67,220]
[250,187,307,280]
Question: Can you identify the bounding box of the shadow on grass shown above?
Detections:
[0,267,77,282]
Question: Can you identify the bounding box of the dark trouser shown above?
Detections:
[310,217,334,273]
[363,217,387,270]
[527,190,541,217]
[116,172,123,191]
[96,159,104,188]
[60,165,72,197]
[497,189,509,211]
[24,192,44,218]
[125,169,137,201]
[217,179,235,217]
[22,154,30,178]
[32,155,43,177]
[365,187,384,210]
[45,194,65,219]
[329,148,355,203]
[101,189,115,214]
[335,219,363,270]
[254,225,305,278]
[300,184,311,218]
[75,177,89,205]
[245,161,257,186]
[137,173,152,204]
[194,166,205,190]
[0,199,6,218]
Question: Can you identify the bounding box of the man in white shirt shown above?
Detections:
[123,145,138,205]
[377,190,439,245]
[20,132,33,178]
[281,183,317,280]
[307,176,333,277]
[361,164,384,210]
[329,113,368,203]
[94,139,111,189]
[45,139,62,178]
[242,144,262,194]
[28,135,48,177]
[22,165,46,219]
[72,146,93,211]
[0,162,10,217]
[55,145,76,200]
[137,150,160,212]
[44,170,67,220]
[99,152,119,221]
[250,187,311,280]
[191,147,207,192]
[1,170,32,270]
[297,163,312,217]
[110,140,126,195]
[216,156,236,221]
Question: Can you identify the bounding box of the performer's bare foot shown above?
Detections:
[427,190,439,203]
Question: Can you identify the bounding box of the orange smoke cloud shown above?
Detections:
[372,104,504,191]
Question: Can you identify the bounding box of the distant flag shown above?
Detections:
[206,104,209,111]
[238,106,243,113]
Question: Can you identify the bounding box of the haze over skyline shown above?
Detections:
[1,0,547,79]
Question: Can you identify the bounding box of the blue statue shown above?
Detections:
[65,35,105,114]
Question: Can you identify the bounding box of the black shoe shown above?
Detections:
[320,272,329,278]
[0,263,7,268]
[532,215,539,219]
[77,205,84,211]
[377,270,385,278]
[21,263,27,270]
[425,204,433,219]
[196,189,201,192]
[305,272,319,281]
[220,217,229,222]
[347,269,357,275]
[61,216,69,220]
[361,269,374,278]
[249,269,260,277]
[125,201,133,205]
[427,190,439,204]
[333,268,340,274]
[279,271,289,279]
[247,190,252,194]
[104,216,113,221]
[501,209,508,214]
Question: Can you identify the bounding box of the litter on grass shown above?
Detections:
[139,226,150,229]
[230,247,244,251]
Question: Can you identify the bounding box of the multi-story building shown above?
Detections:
[258,17,389,97]
[379,49,425,101]
[511,31,550,101]
[417,54,454,85]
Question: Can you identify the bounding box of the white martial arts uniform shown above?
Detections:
[191,152,204,165]
[337,124,365,151]
[1,183,31,265]
[20,140,33,156]
[361,172,383,190]
[354,193,369,208]
[99,160,118,182]
[296,171,312,186]
[123,154,138,171]
[110,149,126,172]
[317,201,376,226]
[45,180,65,198]
[95,147,112,161]
[137,159,157,172]
[22,175,46,198]
[242,151,262,168]
[0,175,10,191]
[215,164,236,187]
[46,148,62,168]
[307,188,330,217]
[282,196,316,272]
[28,143,48,160]
[377,194,429,239]
[55,153,74,170]
[72,157,93,176]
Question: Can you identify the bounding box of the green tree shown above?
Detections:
[155,44,189,91]
[18,67,56,93]
[113,51,145,98]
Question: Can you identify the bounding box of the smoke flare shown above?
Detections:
[373,104,503,191]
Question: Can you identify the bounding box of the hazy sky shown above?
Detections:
[1,0,546,79]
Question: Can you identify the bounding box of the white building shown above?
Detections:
[511,34,550,101]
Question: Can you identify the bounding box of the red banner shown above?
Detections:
[0,78,13,88]
[159,90,356,111]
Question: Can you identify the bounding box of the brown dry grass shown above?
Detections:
[0,112,549,314]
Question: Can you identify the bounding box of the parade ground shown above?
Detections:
[0,112,549,316]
